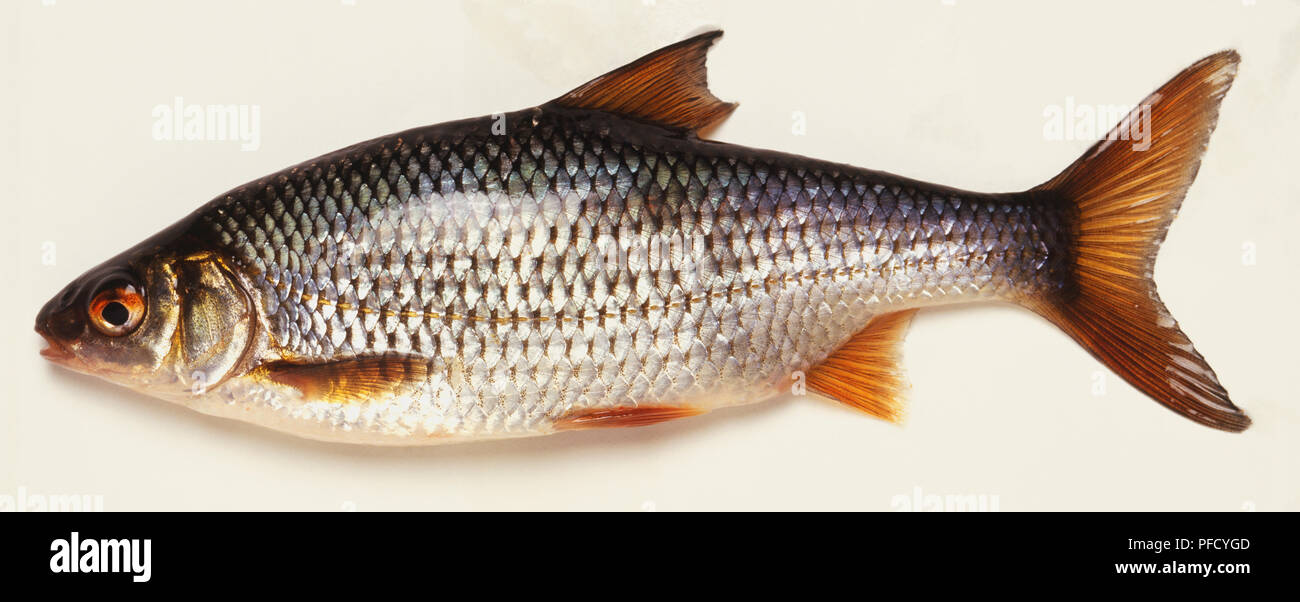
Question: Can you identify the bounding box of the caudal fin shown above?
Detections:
[1026,51,1250,432]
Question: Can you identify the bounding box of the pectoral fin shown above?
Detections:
[257,355,428,405]
[805,309,918,423]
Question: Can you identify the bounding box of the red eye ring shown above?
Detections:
[88,284,146,336]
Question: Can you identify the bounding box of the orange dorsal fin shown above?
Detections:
[545,30,737,134]
[553,405,704,431]
[257,355,428,404]
[805,309,918,423]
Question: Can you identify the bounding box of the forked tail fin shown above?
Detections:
[1026,51,1250,432]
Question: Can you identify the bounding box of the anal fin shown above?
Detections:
[805,309,918,423]
[257,354,428,405]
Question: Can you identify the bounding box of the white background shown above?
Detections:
[3,0,1296,510]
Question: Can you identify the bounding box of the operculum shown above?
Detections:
[173,255,255,394]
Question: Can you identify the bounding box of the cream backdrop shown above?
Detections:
[3,0,1297,511]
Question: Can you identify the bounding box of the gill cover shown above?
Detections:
[173,253,255,391]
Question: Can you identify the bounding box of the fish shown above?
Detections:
[35,31,1250,444]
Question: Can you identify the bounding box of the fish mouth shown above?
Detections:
[35,289,82,365]
[37,332,74,363]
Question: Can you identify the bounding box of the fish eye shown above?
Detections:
[88,281,145,336]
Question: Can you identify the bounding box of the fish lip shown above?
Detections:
[37,333,74,363]
[35,314,75,364]
[35,290,83,364]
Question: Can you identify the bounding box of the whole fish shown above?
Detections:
[36,31,1250,444]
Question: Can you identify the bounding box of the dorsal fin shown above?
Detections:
[545,30,737,134]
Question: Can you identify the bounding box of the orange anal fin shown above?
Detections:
[554,405,704,431]
[257,354,428,405]
[805,309,918,423]
[545,30,736,134]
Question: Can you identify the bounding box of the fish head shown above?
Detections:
[36,243,257,400]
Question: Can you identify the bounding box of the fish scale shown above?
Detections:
[192,107,1066,437]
